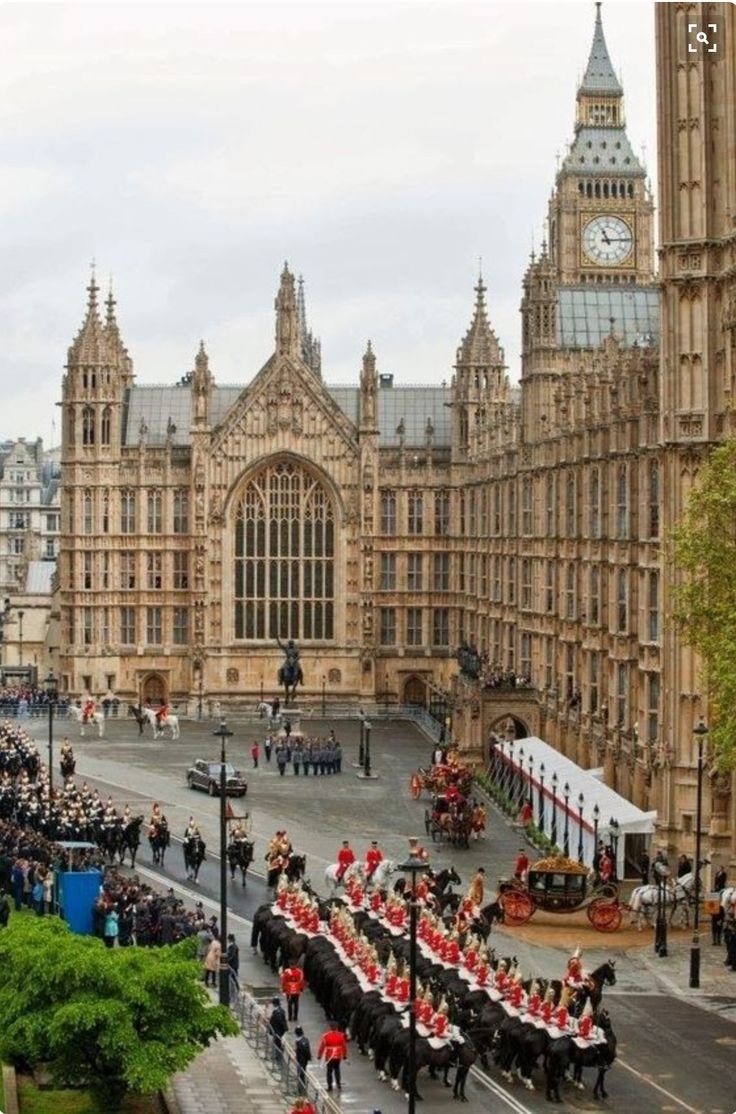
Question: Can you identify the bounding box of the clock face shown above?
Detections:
[582,215,634,266]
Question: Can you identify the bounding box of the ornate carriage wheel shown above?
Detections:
[587,898,622,933]
[499,889,535,926]
[410,773,423,800]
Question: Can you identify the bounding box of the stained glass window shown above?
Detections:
[234,460,335,641]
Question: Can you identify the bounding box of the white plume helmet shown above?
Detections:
[572,944,582,960]
[582,999,594,1019]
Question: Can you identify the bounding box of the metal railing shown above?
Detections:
[231,981,341,1114]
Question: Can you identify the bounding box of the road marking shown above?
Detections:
[469,1064,539,1114]
[617,1057,702,1113]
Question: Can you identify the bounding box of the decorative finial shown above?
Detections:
[87,259,99,309]
[105,274,116,323]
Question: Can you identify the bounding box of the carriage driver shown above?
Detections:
[364,840,383,882]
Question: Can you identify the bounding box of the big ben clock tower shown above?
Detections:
[521,2,658,439]
[549,1,654,285]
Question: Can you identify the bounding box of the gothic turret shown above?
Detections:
[191,340,214,427]
[275,263,300,360]
[452,276,507,459]
[359,340,379,431]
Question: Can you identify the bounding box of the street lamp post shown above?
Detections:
[609,818,620,881]
[212,719,234,1007]
[259,675,264,705]
[385,672,390,716]
[506,739,515,799]
[399,836,429,1114]
[690,718,708,989]
[528,754,534,823]
[321,674,326,718]
[563,782,570,857]
[18,609,24,671]
[44,671,58,797]
[538,763,545,834]
[577,792,585,864]
[593,804,600,880]
[517,746,525,811]
[551,771,558,847]
[358,720,378,780]
[357,715,366,768]
[654,860,669,957]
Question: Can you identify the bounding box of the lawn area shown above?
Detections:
[16,1076,163,1114]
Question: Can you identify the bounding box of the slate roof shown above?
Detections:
[122,383,454,449]
[562,125,643,177]
[25,560,55,595]
[580,5,623,95]
[557,286,659,349]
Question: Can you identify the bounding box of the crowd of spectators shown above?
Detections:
[0,685,71,717]
[481,664,532,690]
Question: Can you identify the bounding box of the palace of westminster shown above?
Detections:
[39,4,735,858]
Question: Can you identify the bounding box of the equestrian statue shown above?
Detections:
[277,637,303,705]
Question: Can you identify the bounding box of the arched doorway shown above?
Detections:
[403,675,426,707]
[141,673,167,705]
[489,713,530,740]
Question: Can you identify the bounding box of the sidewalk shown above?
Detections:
[167,1033,286,1114]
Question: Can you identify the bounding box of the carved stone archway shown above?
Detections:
[403,675,427,707]
[140,672,167,705]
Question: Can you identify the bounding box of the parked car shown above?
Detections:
[186,759,248,797]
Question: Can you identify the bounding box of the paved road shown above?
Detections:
[24,714,736,1113]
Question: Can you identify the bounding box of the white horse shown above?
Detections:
[721,886,736,912]
[629,872,694,928]
[364,859,396,890]
[324,861,363,892]
[140,706,180,740]
[68,705,105,738]
[256,701,281,725]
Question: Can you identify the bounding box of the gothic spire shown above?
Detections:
[67,264,107,367]
[456,275,504,369]
[580,2,622,96]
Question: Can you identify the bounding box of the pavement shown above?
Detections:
[20,712,736,1113]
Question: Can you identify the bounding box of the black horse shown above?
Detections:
[278,660,304,705]
[59,750,76,779]
[183,834,207,882]
[227,838,255,886]
[127,704,147,736]
[545,1009,617,1103]
[267,852,306,890]
[119,816,144,868]
[570,960,617,1016]
[149,819,170,866]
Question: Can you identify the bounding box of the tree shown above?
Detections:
[0,916,239,1111]
[673,438,736,768]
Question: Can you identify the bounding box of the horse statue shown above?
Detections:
[277,637,303,705]
[68,704,105,738]
[135,705,181,741]
[148,818,170,866]
[183,833,207,882]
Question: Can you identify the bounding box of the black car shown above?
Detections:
[186,760,248,797]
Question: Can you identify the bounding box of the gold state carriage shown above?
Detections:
[498,856,622,933]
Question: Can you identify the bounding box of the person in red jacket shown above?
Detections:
[336,840,355,883]
[364,840,384,882]
[280,962,306,1021]
[289,1099,316,1114]
[317,1020,348,1092]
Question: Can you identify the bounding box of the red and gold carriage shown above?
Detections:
[498,855,622,933]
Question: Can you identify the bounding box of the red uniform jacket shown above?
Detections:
[338,848,356,870]
[365,847,383,873]
[318,1029,348,1061]
[281,967,305,996]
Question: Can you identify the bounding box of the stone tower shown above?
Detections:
[656,2,736,856]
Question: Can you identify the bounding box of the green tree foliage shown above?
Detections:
[673,438,736,768]
[0,916,238,1110]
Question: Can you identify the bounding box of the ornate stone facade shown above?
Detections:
[57,4,736,859]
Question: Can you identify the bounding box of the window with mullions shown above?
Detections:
[234,460,335,641]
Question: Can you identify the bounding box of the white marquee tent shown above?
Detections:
[492,736,657,879]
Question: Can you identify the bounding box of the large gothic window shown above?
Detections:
[234,460,335,641]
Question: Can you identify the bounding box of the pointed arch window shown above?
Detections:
[234,459,335,641]
[101,406,112,446]
[82,406,95,446]
[83,489,93,535]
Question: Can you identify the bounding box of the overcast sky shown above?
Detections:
[0,0,656,444]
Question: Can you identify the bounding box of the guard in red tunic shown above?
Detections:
[83,698,96,723]
[156,703,169,727]
[336,840,356,882]
[432,1001,450,1039]
[364,840,383,882]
